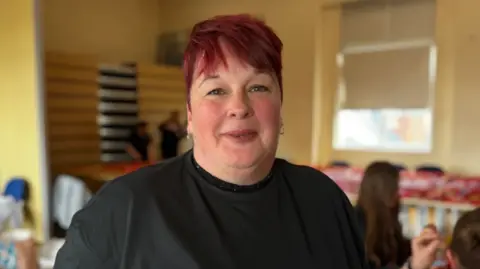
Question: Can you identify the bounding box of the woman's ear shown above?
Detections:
[186,105,193,135]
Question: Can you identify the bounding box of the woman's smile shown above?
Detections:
[221,129,259,144]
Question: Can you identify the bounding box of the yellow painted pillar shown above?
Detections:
[0,0,49,241]
[313,4,340,166]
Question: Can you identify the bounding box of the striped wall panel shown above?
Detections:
[98,64,138,163]
[45,52,101,172]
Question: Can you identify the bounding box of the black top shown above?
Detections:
[127,131,150,161]
[191,155,273,192]
[54,151,368,269]
[159,124,181,158]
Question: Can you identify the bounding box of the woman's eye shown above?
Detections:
[207,88,225,95]
[249,85,269,92]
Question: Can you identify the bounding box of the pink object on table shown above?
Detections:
[318,166,480,206]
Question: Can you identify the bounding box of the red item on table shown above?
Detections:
[319,166,480,206]
[399,174,435,199]
[464,178,480,205]
[123,162,149,174]
[450,177,480,205]
[101,162,149,175]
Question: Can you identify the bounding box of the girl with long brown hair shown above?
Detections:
[356,161,411,268]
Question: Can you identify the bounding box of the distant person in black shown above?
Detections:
[125,121,152,162]
[54,15,370,269]
[158,110,185,159]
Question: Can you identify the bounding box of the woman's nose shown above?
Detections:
[227,92,253,119]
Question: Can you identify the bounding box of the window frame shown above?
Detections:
[332,40,438,153]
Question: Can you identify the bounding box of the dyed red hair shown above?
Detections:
[183,14,283,106]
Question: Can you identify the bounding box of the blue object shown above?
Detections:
[3,178,27,202]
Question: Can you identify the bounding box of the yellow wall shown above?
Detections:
[444,0,480,174]
[159,0,480,174]
[0,0,47,240]
[43,0,161,62]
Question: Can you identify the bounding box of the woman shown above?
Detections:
[158,110,186,159]
[356,161,411,268]
[54,14,368,269]
[125,121,152,161]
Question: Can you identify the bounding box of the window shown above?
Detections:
[332,0,436,153]
[333,45,436,153]
[333,109,433,153]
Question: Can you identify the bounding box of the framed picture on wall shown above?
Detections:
[155,30,189,67]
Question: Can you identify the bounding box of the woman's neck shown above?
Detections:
[191,155,273,192]
[192,150,275,186]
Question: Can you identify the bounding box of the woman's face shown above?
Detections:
[187,48,282,171]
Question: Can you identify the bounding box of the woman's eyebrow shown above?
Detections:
[198,74,220,87]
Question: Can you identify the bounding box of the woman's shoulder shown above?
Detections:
[64,155,188,242]
[54,156,190,267]
[276,159,345,198]
[92,155,187,205]
[277,160,338,186]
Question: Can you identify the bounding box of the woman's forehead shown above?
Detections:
[195,54,251,75]
[194,61,273,85]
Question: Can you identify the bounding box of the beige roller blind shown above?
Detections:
[342,46,431,109]
[341,0,436,47]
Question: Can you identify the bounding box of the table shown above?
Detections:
[61,163,148,192]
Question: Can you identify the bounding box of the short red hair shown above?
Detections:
[183,14,283,105]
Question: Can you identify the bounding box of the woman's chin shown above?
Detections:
[220,149,266,169]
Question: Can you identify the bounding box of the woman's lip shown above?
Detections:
[222,129,257,136]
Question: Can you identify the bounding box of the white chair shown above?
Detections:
[52,174,92,230]
[0,196,14,232]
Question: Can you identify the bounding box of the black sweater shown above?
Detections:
[54,151,369,269]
